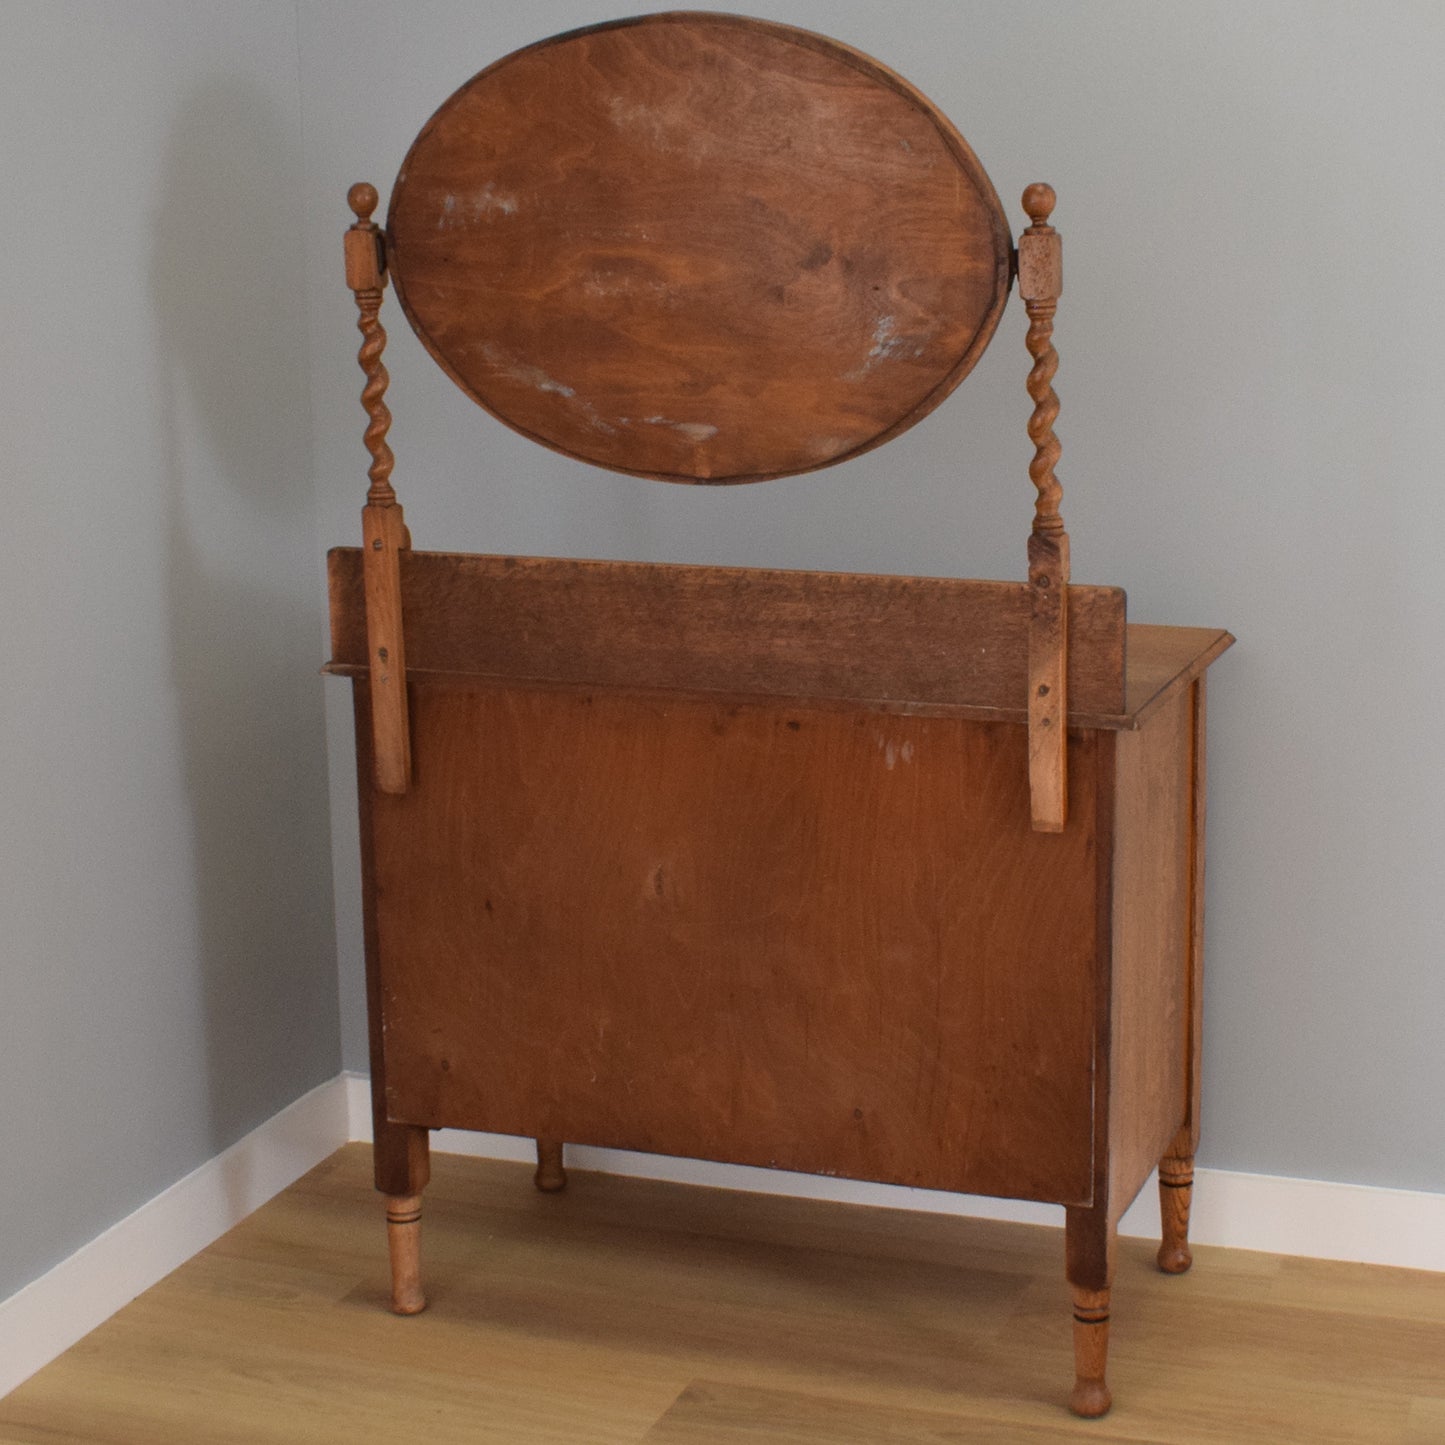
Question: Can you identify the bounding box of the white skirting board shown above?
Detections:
[342,1075,1445,1275]
[5,1069,1442,1400]
[0,1077,349,1401]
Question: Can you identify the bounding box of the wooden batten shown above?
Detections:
[1027,529,1069,829]
[361,503,411,793]
[347,182,411,795]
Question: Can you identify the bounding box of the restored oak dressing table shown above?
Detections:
[326,12,1233,1417]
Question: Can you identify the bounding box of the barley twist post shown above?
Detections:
[1019,183,1069,832]
[346,182,411,795]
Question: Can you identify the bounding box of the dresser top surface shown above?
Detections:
[1123,624,1233,728]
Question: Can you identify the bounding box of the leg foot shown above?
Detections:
[1065,1206,1115,1418]
[386,1194,426,1315]
[1069,1286,1113,1418]
[534,1138,567,1193]
[1157,1153,1194,1274]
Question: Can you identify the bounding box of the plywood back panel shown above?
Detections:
[367,680,1106,1205]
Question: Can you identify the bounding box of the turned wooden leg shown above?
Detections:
[1162,676,1208,1279]
[385,1194,426,1314]
[1065,1206,1114,1418]
[1070,1285,1112,1418]
[1157,1152,1195,1274]
[373,1121,429,1316]
[534,1138,567,1193]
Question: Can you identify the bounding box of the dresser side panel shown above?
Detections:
[1107,685,1193,1223]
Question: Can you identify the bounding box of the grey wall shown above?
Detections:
[9,0,1437,1311]
[302,0,1445,1195]
[1,3,340,1301]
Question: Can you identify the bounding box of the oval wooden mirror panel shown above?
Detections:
[386,13,1013,483]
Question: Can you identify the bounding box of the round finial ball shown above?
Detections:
[1022,182,1056,225]
[348,182,379,220]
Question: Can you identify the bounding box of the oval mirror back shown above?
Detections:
[386,13,1013,483]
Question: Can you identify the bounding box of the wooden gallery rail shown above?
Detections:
[323,13,1234,1419]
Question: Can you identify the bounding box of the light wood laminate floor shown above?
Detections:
[2,1145,1442,1443]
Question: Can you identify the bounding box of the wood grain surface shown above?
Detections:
[5,1147,1441,1444]
[1120,625,1233,725]
[370,680,1105,1206]
[327,549,1128,722]
[327,553,1229,730]
[1106,685,1193,1225]
[385,13,1012,482]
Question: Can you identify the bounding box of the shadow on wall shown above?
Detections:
[149,79,339,1158]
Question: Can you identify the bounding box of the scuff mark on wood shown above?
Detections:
[481,343,619,434]
[878,735,916,769]
[844,315,928,381]
[643,415,718,443]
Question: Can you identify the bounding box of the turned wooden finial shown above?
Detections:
[1019,183,1069,833]
[349,180,380,222]
[1022,182,1056,228]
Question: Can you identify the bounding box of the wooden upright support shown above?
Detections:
[1019,183,1068,832]
[346,182,411,795]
